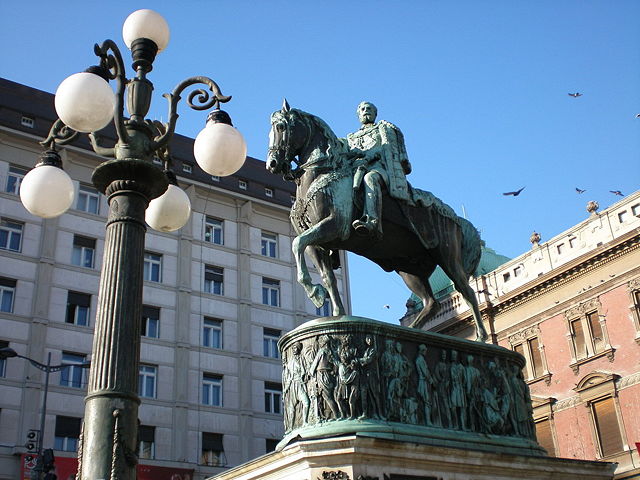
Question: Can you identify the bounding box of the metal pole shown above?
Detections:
[37,352,51,480]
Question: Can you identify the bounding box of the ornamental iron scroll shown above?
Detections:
[281,327,537,442]
[319,471,350,480]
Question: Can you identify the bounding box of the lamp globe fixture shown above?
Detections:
[54,72,115,133]
[194,116,247,177]
[122,9,170,52]
[20,165,75,218]
[145,182,191,232]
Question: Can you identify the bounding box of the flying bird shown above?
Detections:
[575,187,586,194]
[610,190,623,196]
[503,187,525,197]
[635,114,640,118]
[476,289,493,297]
[568,92,582,97]
[382,304,390,309]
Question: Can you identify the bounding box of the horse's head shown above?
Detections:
[266,99,308,176]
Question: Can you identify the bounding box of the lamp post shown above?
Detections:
[0,347,90,479]
[17,9,246,480]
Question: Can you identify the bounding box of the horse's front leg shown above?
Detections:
[291,217,340,309]
[307,246,345,316]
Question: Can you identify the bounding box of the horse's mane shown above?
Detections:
[291,108,348,167]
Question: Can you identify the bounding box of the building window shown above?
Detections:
[143,252,162,283]
[203,317,222,349]
[263,328,280,359]
[556,243,565,255]
[509,325,550,383]
[617,211,628,223]
[316,300,331,317]
[201,432,226,466]
[265,438,279,453]
[60,352,87,388]
[183,164,192,173]
[0,278,16,313]
[534,418,556,456]
[66,291,91,327]
[261,232,277,258]
[71,235,96,268]
[0,219,23,252]
[569,237,577,248]
[591,397,625,457]
[576,372,627,459]
[0,340,8,377]
[238,180,247,190]
[77,185,100,214]
[630,281,640,337]
[513,266,522,277]
[204,217,224,245]
[5,166,27,194]
[138,425,155,460]
[21,116,35,128]
[631,203,640,217]
[141,305,160,339]
[204,265,224,295]
[138,364,157,398]
[502,272,510,283]
[262,277,280,307]
[264,382,282,414]
[565,299,612,369]
[265,187,273,198]
[202,374,222,406]
[54,416,81,452]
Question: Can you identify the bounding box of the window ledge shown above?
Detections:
[569,347,615,375]
[526,372,552,386]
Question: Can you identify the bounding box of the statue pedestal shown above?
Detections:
[210,317,615,480]
[210,435,615,480]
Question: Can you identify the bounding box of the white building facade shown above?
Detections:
[0,78,351,479]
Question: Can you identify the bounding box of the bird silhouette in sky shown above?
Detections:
[382,304,390,309]
[610,190,624,196]
[503,187,525,197]
[636,114,640,118]
[576,187,586,194]
[568,92,582,97]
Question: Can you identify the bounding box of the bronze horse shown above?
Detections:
[267,102,488,342]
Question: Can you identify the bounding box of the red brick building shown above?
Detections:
[404,191,640,478]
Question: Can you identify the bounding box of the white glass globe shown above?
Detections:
[194,122,247,177]
[123,9,170,52]
[55,72,115,133]
[146,184,191,232]
[20,165,75,218]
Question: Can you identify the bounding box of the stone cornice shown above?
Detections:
[495,229,640,315]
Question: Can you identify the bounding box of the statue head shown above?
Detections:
[418,344,427,356]
[451,350,458,361]
[357,101,377,126]
[292,341,303,355]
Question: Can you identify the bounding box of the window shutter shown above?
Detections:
[202,432,224,451]
[138,425,155,443]
[571,319,587,358]
[587,312,605,353]
[528,337,543,378]
[592,397,624,457]
[73,235,95,248]
[534,419,556,456]
[68,291,90,307]
[55,416,81,437]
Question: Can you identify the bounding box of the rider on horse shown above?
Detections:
[346,101,413,238]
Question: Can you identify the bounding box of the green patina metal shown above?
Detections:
[277,316,545,458]
[267,101,489,342]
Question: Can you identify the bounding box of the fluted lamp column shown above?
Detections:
[19,9,246,480]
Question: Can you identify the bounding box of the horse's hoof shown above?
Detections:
[310,284,327,308]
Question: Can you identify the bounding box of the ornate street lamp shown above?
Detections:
[0,348,90,480]
[18,9,246,479]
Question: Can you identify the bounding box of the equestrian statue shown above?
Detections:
[266,100,488,342]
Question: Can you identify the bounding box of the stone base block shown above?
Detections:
[210,435,616,480]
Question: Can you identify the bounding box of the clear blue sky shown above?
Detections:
[2,1,639,323]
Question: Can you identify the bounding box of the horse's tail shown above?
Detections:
[459,217,482,276]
